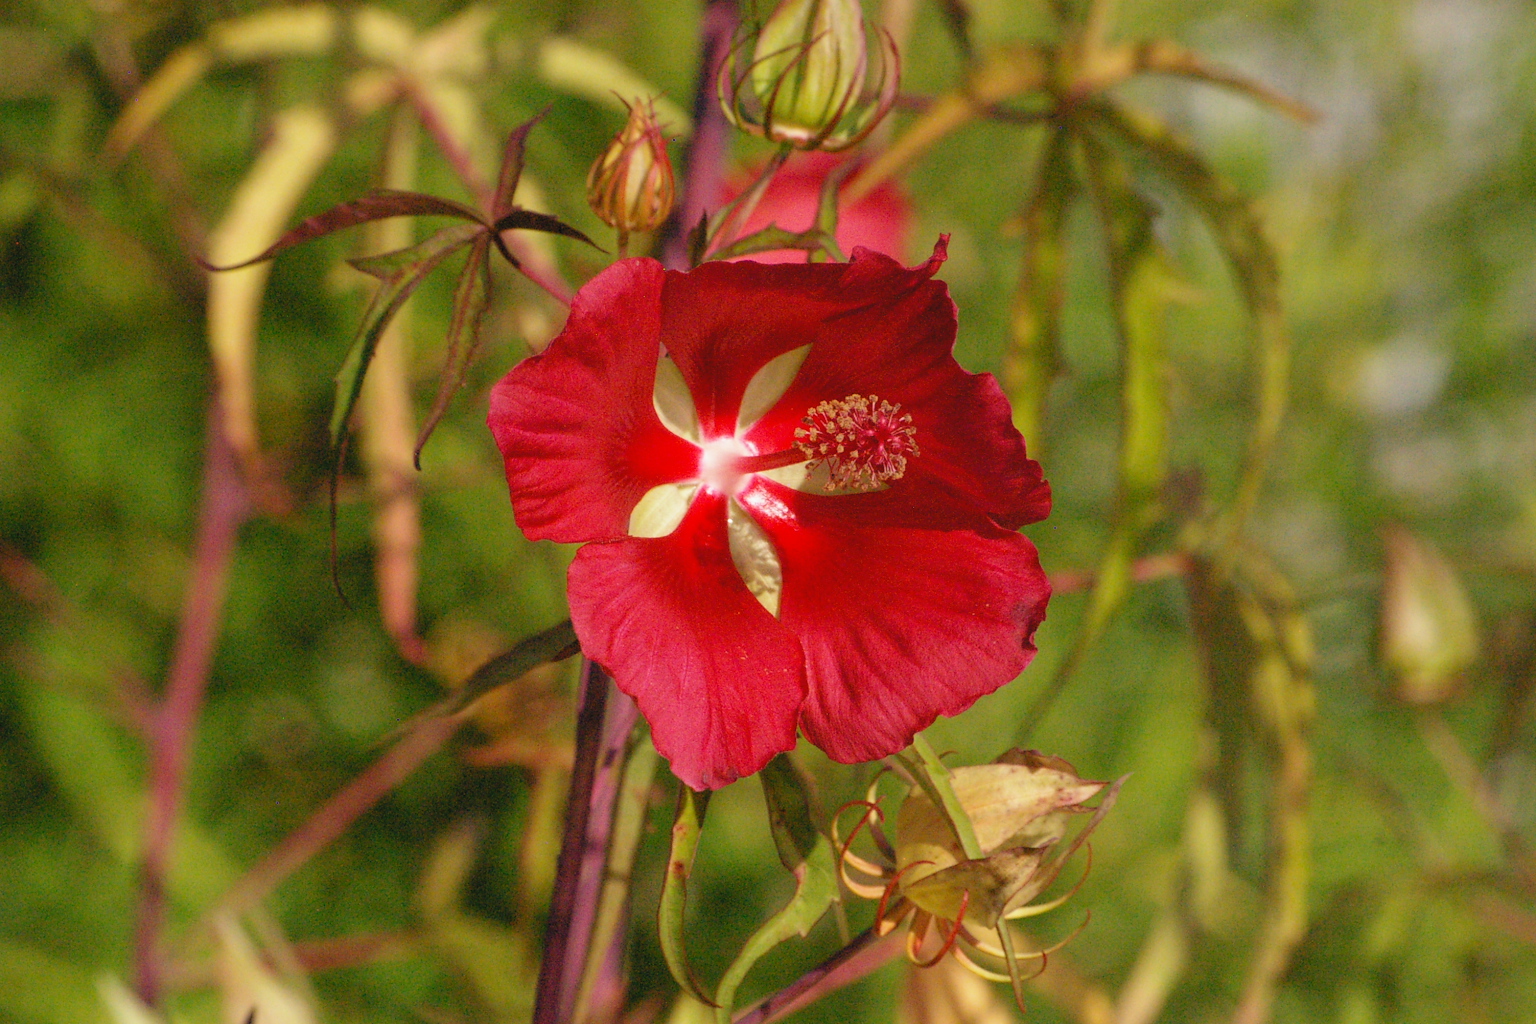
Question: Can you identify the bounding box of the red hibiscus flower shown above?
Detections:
[489,241,1051,790]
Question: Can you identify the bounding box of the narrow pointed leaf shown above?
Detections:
[660,786,716,1006]
[1093,101,1289,538]
[708,224,840,263]
[1018,135,1171,740]
[443,619,580,718]
[714,756,838,1024]
[490,208,601,250]
[416,232,494,468]
[205,189,486,271]
[330,221,483,449]
[493,110,548,221]
[1004,126,1075,451]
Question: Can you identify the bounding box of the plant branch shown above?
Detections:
[134,400,250,1006]
[530,660,639,1024]
[732,927,904,1024]
[662,0,739,269]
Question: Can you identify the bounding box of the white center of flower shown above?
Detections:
[698,436,752,496]
[628,343,916,619]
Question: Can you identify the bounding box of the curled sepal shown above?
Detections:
[713,755,839,1024]
[660,786,717,1007]
[895,752,1109,880]
[718,0,899,152]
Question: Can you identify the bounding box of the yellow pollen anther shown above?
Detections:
[794,394,919,492]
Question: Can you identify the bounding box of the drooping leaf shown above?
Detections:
[204,188,486,271]
[660,786,716,1006]
[1004,125,1075,451]
[1093,101,1290,539]
[714,756,839,1024]
[1017,132,1174,740]
[416,231,493,468]
[206,104,339,465]
[329,220,484,448]
[443,619,581,718]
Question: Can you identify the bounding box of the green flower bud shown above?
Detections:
[719,0,898,151]
[586,98,676,234]
[1381,525,1480,704]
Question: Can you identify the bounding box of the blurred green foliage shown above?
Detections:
[2,0,1535,1023]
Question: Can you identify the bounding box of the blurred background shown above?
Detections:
[1,0,1534,1022]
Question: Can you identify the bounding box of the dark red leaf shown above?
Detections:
[492,108,551,221]
[415,232,494,469]
[201,189,487,271]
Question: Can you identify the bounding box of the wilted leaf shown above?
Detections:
[206,105,339,466]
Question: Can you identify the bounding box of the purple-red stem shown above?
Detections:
[662,0,739,270]
[134,401,249,1005]
[213,711,463,918]
[733,927,905,1024]
[531,661,637,1024]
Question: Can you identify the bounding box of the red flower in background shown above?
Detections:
[719,151,910,264]
[489,242,1051,790]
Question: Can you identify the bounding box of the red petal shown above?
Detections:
[568,491,807,790]
[739,480,1050,764]
[488,259,700,542]
[742,242,1049,528]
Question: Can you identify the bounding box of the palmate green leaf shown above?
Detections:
[1004,125,1076,452]
[329,220,484,448]
[714,756,838,1024]
[660,785,716,1006]
[415,231,492,469]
